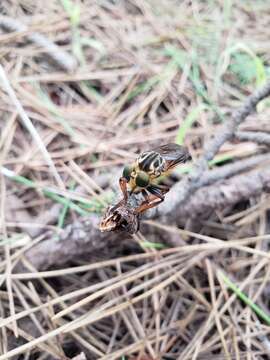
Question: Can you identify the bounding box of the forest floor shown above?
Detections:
[1,1,270,359]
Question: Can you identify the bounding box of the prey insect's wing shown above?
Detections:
[151,143,191,171]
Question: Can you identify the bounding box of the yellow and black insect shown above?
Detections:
[119,143,191,213]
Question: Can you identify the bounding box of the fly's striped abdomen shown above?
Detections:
[137,151,165,176]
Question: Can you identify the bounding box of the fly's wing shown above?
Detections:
[151,143,191,171]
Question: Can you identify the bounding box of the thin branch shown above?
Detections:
[0,15,77,72]
[22,81,270,270]
[197,153,270,187]
[170,166,270,219]
[158,80,270,216]
[235,131,270,146]
[24,216,123,270]
[203,81,270,161]
[24,160,270,270]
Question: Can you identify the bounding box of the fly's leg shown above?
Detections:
[134,194,163,214]
[119,177,129,202]
[147,184,169,197]
[141,189,149,201]
[134,185,169,214]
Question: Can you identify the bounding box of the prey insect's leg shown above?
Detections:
[119,177,129,202]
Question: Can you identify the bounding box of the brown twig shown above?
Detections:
[174,153,270,187]
[23,158,270,270]
[23,81,270,269]
[24,215,125,270]
[235,131,270,146]
[167,166,270,220]
[158,80,270,216]
[0,15,77,72]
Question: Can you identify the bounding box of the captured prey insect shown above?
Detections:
[99,200,140,234]
[119,143,191,213]
[99,188,169,234]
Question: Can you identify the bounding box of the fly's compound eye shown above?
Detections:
[135,171,150,187]
[122,165,133,181]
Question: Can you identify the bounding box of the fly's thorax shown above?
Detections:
[127,168,150,191]
[137,151,166,177]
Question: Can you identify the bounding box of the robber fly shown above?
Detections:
[119,143,191,213]
[99,143,190,234]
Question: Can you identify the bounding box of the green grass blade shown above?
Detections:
[141,240,167,249]
[0,234,29,248]
[127,75,160,100]
[176,103,209,145]
[176,153,234,175]
[1,166,89,216]
[60,0,80,26]
[80,37,106,55]
[128,60,176,100]
[165,45,224,121]
[218,43,267,87]
[218,270,270,326]
[35,83,76,137]
[208,153,234,167]
[60,0,85,65]
[57,180,77,228]
[43,190,88,216]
